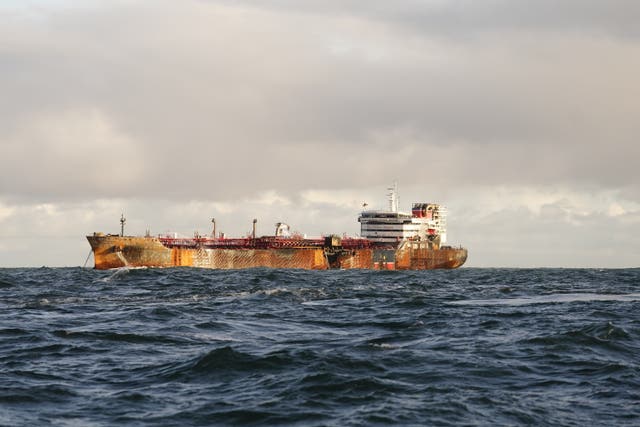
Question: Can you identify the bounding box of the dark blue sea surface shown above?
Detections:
[1,267,639,426]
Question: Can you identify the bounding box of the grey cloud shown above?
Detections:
[228,0,640,39]
[0,0,638,205]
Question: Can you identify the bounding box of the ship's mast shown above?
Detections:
[120,213,126,237]
[387,182,398,212]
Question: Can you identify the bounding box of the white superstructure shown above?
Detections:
[358,185,447,247]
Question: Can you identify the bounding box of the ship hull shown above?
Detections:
[87,235,467,270]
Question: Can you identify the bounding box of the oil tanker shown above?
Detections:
[87,186,467,270]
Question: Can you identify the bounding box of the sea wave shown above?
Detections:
[1,267,639,426]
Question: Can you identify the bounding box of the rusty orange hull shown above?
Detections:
[394,241,468,270]
[87,235,466,270]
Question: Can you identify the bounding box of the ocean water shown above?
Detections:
[1,267,639,426]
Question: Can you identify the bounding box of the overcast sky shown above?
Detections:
[1,0,638,267]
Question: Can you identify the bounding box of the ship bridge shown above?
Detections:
[358,185,447,247]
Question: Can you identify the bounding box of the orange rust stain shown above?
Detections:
[337,249,373,269]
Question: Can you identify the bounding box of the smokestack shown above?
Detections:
[252,219,257,239]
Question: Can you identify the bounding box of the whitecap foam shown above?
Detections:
[95,266,147,283]
[301,299,335,306]
[369,342,397,349]
[450,293,640,306]
[191,333,241,342]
